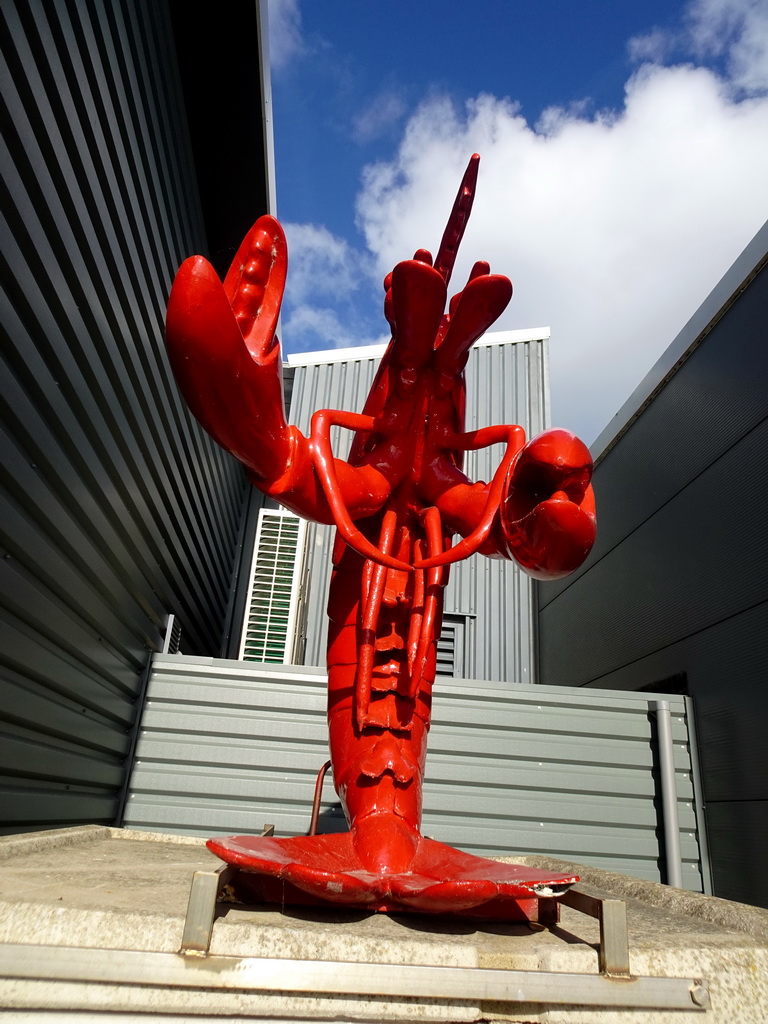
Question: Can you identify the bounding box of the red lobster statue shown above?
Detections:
[166,155,596,918]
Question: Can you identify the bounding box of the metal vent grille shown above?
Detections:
[239,510,307,664]
[436,614,466,677]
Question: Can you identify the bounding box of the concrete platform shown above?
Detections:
[0,825,766,1022]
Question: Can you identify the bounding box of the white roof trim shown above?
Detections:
[286,342,388,367]
[477,327,551,346]
[284,327,550,367]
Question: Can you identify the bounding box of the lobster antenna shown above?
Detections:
[433,153,480,287]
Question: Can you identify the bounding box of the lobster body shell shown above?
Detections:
[323,348,468,846]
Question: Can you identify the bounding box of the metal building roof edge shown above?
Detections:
[255,0,277,216]
[285,327,551,367]
[591,219,768,463]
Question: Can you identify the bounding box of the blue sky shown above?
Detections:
[268,0,768,445]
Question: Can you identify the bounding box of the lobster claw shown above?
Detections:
[500,429,596,580]
[435,271,513,374]
[165,216,293,485]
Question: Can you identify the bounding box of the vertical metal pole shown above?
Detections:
[114,652,155,827]
[683,695,713,894]
[650,700,683,888]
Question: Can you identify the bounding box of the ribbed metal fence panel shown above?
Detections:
[286,333,549,683]
[1,0,249,833]
[124,655,704,889]
[124,657,330,837]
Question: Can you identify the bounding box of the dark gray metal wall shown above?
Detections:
[1,1,255,833]
[537,225,768,906]
[125,655,704,890]
[287,331,550,683]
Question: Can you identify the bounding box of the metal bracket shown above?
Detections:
[175,843,709,1012]
[180,823,274,955]
[559,887,630,976]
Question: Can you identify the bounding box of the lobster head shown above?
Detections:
[348,154,513,464]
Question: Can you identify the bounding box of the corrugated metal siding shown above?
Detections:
[287,336,550,683]
[539,417,768,685]
[286,351,380,669]
[447,338,549,683]
[1,0,250,832]
[125,658,330,837]
[537,248,768,906]
[125,655,703,889]
[426,679,700,887]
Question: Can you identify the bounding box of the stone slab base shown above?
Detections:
[0,825,766,1022]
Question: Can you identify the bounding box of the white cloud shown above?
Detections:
[353,4,768,446]
[268,0,304,71]
[352,88,408,143]
[629,0,768,96]
[687,0,768,94]
[283,304,388,352]
[280,223,385,352]
[282,223,362,302]
[627,28,674,65]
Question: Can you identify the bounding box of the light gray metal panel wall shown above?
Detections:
[288,337,549,683]
[447,339,549,683]
[426,677,701,887]
[125,655,703,889]
[287,352,379,668]
[537,252,768,906]
[1,0,249,833]
[125,657,330,837]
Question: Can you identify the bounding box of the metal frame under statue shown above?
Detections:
[165,154,596,920]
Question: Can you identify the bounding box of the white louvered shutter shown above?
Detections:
[239,509,308,664]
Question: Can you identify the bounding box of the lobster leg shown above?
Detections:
[406,542,426,678]
[310,409,411,570]
[357,509,399,729]
[408,506,445,699]
[416,424,525,569]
